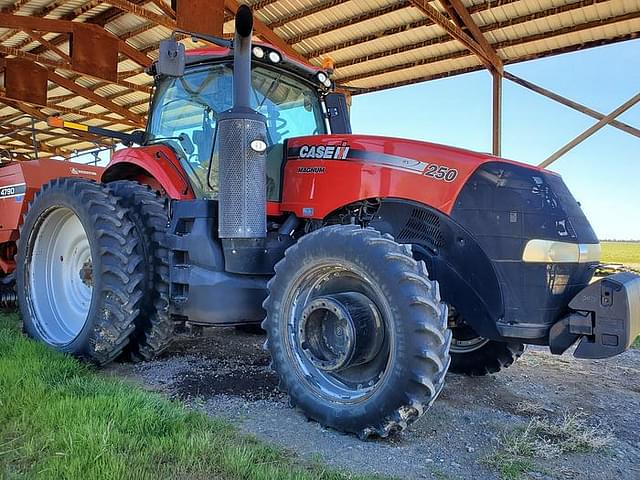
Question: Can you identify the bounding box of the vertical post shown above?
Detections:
[31,116,38,159]
[492,71,502,157]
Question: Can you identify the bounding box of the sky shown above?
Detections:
[350,39,640,240]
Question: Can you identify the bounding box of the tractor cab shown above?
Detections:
[146,43,349,199]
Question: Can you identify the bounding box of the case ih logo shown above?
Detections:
[298,142,350,160]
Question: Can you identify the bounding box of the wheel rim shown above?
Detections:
[284,263,392,404]
[28,207,93,345]
[449,322,490,353]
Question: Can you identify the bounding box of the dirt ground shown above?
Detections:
[106,328,640,480]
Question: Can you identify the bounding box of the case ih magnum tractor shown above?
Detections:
[1,6,639,438]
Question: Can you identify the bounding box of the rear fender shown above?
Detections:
[102,145,195,199]
[368,198,504,340]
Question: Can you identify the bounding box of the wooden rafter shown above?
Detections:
[287,1,411,45]
[268,0,351,29]
[305,0,522,58]
[0,13,153,68]
[442,0,502,73]
[149,0,175,18]
[0,95,115,145]
[104,0,177,30]
[339,9,640,83]
[333,0,577,69]
[0,45,151,94]
[540,91,640,167]
[0,124,68,156]
[504,72,640,139]
[356,32,638,94]
[409,0,497,72]
[47,71,146,126]
[22,29,71,61]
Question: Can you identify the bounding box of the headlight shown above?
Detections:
[252,46,265,59]
[268,51,281,63]
[317,72,328,83]
[522,240,601,263]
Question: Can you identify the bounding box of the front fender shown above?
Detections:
[102,145,195,200]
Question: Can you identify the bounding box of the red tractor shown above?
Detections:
[1,6,638,438]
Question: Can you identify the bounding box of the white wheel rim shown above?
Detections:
[450,336,490,353]
[28,207,93,345]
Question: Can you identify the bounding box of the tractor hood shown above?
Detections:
[283,134,548,215]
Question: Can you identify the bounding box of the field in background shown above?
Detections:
[0,313,370,480]
[600,241,640,270]
[599,241,640,347]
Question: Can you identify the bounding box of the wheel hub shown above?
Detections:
[299,292,384,372]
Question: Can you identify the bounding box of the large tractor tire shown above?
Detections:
[449,322,525,376]
[16,178,144,365]
[263,225,451,438]
[108,181,173,362]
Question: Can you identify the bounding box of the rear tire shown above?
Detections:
[449,323,524,376]
[16,179,144,365]
[107,180,173,362]
[263,225,451,438]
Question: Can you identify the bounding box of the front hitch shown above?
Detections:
[550,272,640,359]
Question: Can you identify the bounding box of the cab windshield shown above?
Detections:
[147,63,326,197]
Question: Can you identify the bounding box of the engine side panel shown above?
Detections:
[280,134,538,219]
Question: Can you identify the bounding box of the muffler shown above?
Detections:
[217,5,269,274]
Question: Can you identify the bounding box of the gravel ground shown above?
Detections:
[106,329,640,480]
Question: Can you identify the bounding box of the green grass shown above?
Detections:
[0,312,374,480]
[483,412,612,480]
[600,241,640,270]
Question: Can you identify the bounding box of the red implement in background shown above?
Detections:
[0,159,103,274]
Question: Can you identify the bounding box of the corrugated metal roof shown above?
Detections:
[0,0,637,158]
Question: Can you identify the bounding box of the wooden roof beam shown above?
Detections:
[334,0,561,69]
[540,91,640,168]
[268,0,351,29]
[287,1,412,45]
[305,0,522,58]
[0,13,153,68]
[0,125,69,156]
[149,0,175,19]
[22,29,71,62]
[0,45,151,94]
[443,0,503,73]
[0,95,115,145]
[504,72,640,139]
[409,0,496,72]
[340,9,640,84]
[103,0,177,30]
[47,71,146,126]
[337,3,637,77]
[355,32,638,94]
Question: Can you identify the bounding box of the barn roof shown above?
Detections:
[0,0,638,159]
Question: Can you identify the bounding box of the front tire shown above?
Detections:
[16,179,144,365]
[263,226,451,438]
[107,181,173,362]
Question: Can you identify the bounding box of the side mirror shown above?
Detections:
[157,38,185,77]
[325,93,352,134]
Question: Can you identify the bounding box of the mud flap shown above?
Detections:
[552,272,640,359]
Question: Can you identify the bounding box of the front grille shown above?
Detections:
[397,207,445,247]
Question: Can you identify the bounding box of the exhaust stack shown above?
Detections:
[218,5,269,274]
